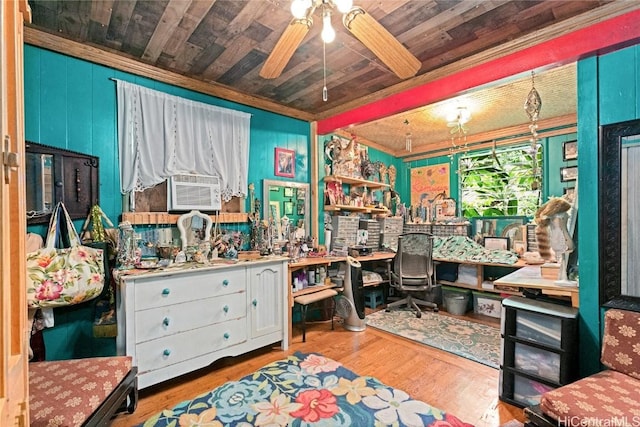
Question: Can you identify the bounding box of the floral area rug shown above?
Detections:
[366,309,501,368]
[138,352,473,427]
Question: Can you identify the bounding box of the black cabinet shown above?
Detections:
[25,141,99,224]
[499,296,578,408]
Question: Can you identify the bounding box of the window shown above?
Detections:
[459,144,542,217]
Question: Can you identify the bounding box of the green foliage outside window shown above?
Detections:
[459,144,542,218]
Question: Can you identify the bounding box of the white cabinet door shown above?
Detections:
[248,263,283,338]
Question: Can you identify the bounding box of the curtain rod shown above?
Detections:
[106,78,253,117]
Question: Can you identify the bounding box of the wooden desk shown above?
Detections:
[287,251,395,342]
[494,266,579,307]
[433,257,526,292]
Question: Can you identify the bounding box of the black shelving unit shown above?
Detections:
[499,296,579,408]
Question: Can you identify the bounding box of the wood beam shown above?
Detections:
[317,5,640,134]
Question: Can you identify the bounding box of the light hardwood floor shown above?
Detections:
[111,310,526,426]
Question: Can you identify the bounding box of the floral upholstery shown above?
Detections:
[539,309,640,425]
[600,309,640,379]
[30,356,133,427]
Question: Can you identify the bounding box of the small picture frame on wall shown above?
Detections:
[283,201,294,215]
[283,187,294,197]
[562,140,578,161]
[483,236,509,251]
[560,166,578,182]
[296,188,306,199]
[275,148,295,178]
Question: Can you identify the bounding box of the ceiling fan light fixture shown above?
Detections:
[321,10,336,43]
[291,0,312,19]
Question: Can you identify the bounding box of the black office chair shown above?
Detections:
[386,232,439,318]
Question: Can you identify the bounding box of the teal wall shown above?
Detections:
[24,45,310,360]
[577,44,640,375]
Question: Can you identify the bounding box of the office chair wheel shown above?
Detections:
[434,307,439,312]
[416,311,422,318]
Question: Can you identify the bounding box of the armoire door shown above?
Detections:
[1,1,31,425]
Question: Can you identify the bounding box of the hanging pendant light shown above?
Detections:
[524,71,542,190]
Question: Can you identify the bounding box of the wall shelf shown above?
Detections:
[324,204,389,214]
[324,175,389,190]
[121,211,248,225]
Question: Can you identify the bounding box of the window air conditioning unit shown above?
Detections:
[167,174,222,211]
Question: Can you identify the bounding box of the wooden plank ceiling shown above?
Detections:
[25,0,638,156]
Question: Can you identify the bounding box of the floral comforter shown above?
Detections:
[140,352,472,427]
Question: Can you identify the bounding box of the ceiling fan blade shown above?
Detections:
[343,7,420,79]
[260,18,312,79]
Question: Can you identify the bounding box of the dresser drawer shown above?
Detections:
[134,292,247,344]
[133,268,247,311]
[136,317,247,373]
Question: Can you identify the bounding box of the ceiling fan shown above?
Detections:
[260,0,421,80]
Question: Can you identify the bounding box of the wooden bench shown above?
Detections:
[294,288,339,342]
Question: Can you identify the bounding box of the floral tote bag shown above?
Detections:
[26,202,105,308]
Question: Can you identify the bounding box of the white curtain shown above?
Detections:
[116,80,251,201]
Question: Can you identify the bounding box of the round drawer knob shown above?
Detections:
[223,332,230,340]
[252,299,258,307]
[223,305,229,313]
[163,349,171,356]
[161,288,170,296]
[163,317,170,326]
[222,279,229,287]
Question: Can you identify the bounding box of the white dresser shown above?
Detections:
[116,257,288,389]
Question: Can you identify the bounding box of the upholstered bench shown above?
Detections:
[294,288,338,342]
[525,308,640,426]
[30,356,138,427]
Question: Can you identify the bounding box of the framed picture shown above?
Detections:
[283,187,294,197]
[483,236,510,251]
[268,201,282,238]
[563,140,578,161]
[283,201,294,215]
[560,166,578,182]
[296,188,306,199]
[564,187,576,200]
[471,215,528,245]
[275,148,295,178]
[297,203,305,215]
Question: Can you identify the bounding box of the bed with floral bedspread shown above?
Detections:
[140,352,472,427]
